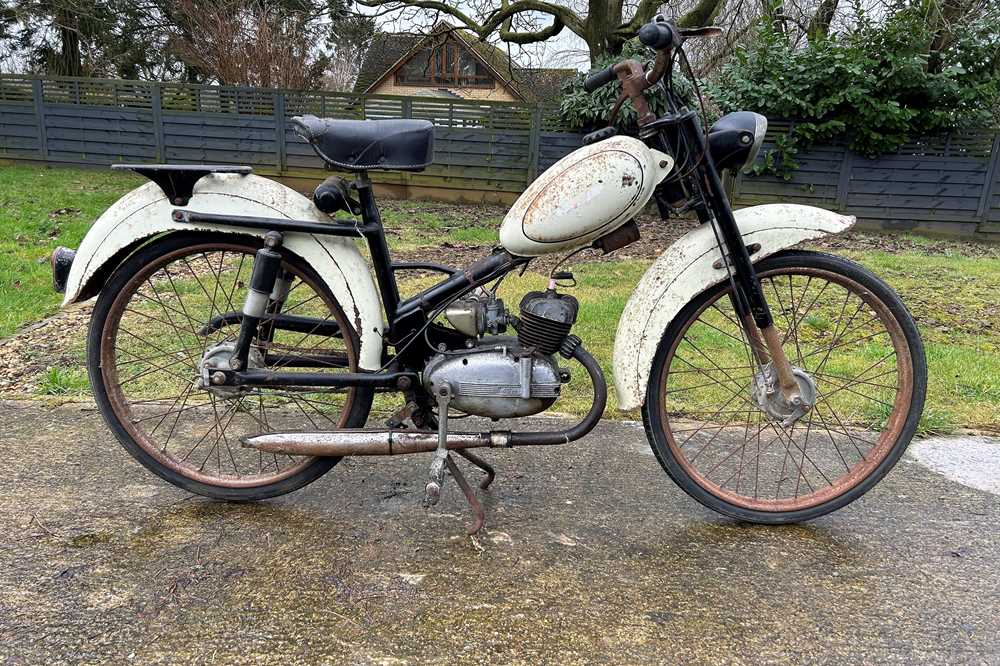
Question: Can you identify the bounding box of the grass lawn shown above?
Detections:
[2,164,999,434]
[0,165,143,337]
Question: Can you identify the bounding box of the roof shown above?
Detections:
[513,67,578,103]
[353,23,575,104]
[353,31,424,95]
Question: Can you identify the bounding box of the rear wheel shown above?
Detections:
[642,250,926,523]
[88,233,373,501]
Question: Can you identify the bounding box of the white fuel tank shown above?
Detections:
[499,135,674,257]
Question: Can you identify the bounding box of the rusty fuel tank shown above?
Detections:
[499,135,673,257]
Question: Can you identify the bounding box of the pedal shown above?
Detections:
[423,384,451,507]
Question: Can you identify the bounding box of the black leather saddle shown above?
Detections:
[290,115,434,172]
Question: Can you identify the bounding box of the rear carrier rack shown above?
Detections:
[52,164,253,293]
[111,164,253,206]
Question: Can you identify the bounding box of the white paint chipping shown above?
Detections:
[909,437,1000,496]
[612,204,856,411]
[499,135,673,256]
[61,173,385,370]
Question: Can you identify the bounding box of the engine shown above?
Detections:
[423,285,580,419]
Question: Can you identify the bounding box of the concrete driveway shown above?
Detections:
[2,401,998,664]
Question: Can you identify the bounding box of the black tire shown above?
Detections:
[88,232,374,501]
[642,250,926,524]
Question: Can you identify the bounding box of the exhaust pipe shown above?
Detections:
[241,343,607,458]
[242,429,501,457]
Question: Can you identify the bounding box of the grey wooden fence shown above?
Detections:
[0,74,581,202]
[732,120,1000,236]
[1,75,999,235]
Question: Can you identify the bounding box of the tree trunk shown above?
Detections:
[677,0,726,28]
[54,8,82,76]
[585,0,625,63]
[807,0,839,41]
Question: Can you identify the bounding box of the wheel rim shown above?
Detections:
[656,265,913,513]
[100,241,359,488]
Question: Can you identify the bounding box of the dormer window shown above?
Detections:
[396,41,495,88]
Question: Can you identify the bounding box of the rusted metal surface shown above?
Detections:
[100,240,362,490]
[609,59,655,126]
[61,173,385,371]
[612,204,856,411]
[455,449,496,489]
[445,454,486,535]
[241,430,495,457]
[499,136,673,257]
[760,324,802,403]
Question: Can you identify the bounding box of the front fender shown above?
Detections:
[612,203,855,411]
[63,173,385,371]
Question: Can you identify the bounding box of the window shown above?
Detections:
[395,41,494,88]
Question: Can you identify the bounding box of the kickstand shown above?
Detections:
[445,454,485,535]
[455,449,496,489]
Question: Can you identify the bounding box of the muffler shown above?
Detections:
[241,429,501,457]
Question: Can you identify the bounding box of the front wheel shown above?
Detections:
[642,250,926,523]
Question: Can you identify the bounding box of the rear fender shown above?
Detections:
[63,173,385,371]
[612,203,856,411]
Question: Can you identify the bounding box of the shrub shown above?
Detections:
[706,3,1000,176]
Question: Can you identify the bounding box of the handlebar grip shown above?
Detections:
[582,126,618,146]
[583,66,616,93]
[638,22,674,50]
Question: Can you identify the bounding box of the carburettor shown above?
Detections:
[424,283,580,419]
[444,289,508,338]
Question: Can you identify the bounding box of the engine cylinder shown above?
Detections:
[517,289,579,354]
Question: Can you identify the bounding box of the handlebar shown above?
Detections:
[637,22,676,50]
[581,18,719,129]
[583,66,617,93]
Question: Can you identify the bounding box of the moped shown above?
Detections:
[52,18,926,533]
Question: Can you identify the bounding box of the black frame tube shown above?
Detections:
[201,311,343,337]
[176,192,527,343]
[175,209,379,237]
[232,370,415,389]
[355,176,402,324]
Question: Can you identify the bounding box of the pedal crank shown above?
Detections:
[423,384,452,507]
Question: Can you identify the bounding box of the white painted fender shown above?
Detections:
[63,173,384,371]
[612,203,856,411]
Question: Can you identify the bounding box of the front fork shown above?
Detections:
[710,207,803,408]
[682,116,805,410]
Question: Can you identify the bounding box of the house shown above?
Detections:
[353,23,575,104]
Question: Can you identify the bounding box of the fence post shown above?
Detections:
[835,144,852,211]
[274,91,287,173]
[31,79,48,162]
[402,97,412,119]
[526,106,542,185]
[975,132,1000,223]
[151,82,165,162]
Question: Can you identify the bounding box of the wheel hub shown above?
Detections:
[751,363,817,427]
[198,342,264,398]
